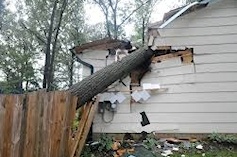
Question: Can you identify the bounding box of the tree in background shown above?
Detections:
[0,0,87,93]
[0,0,4,15]
[84,23,108,41]
[19,0,86,90]
[0,0,5,30]
[0,10,40,93]
[22,0,70,90]
[92,0,150,39]
[133,0,159,45]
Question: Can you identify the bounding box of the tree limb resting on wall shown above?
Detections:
[69,47,154,107]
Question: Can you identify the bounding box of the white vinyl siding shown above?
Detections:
[77,50,115,79]
[93,0,237,134]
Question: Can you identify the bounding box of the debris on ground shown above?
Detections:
[81,133,237,157]
[196,144,203,150]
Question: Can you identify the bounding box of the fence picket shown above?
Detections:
[0,91,93,157]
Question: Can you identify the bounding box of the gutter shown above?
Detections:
[70,48,94,75]
[159,1,199,29]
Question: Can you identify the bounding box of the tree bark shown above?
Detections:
[69,52,74,87]
[142,17,145,45]
[69,48,154,107]
[48,0,68,90]
[42,0,58,89]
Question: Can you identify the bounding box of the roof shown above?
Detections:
[148,0,211,29]
[73,38,128,54]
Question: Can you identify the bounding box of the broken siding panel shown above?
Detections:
[151,57,182,69]
[132,102,237,113]
[94,112,237,123]
[93,123,237,133]
[150,64,195,77]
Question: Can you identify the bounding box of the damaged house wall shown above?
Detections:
[93,0,237,134]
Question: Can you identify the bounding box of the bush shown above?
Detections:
[208,132,237,144]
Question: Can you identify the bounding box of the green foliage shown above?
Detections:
[72,118,79,132]
[98,134,113,152]
[143,137,159,150]
[132,0,159,45]
[0,8,40,93]
[0,0,87,92]
[208,132,237,144]
[92,0,137,39]
[81,134,113,157]
[0,0,4,24]
[81,146,94,157]
[71,110,81,132]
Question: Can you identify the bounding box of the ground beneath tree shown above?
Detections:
[121,141,237,157]
[81,134,237,157]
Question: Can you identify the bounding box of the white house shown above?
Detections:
[73,0,237,134]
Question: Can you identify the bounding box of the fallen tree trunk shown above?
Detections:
[69,47,154,107]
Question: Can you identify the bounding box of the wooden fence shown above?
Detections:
[0,90,97,157]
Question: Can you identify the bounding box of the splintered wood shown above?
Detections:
[70,99,98,157]
[152,48,193,64]
[0,90,97,157]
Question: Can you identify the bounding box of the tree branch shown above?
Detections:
[48,0,68,90]
[117,0,150,29]
[20,22,46,44]
[43,0,59,89]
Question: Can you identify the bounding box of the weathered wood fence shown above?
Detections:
[0,90,97,157]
